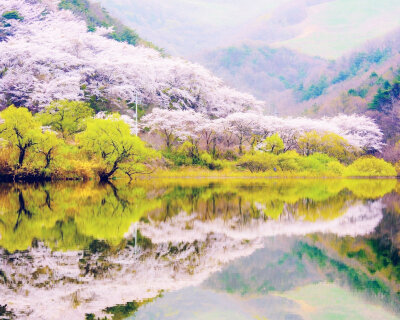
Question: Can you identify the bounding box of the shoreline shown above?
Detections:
[0,172,398,183]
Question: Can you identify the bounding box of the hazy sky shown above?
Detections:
[99,0,400,59]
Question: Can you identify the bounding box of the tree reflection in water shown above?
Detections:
[0,178,399,319]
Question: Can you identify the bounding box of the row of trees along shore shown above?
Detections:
[0,101,398,182]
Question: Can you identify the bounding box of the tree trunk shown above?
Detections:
[18,147,26,167]
[99,161,119,181]
[44,152,52,169]
[239,137,243,155]
[212,138,217,157]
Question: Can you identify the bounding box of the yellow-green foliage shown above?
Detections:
[38,100,94,138]
[178,141,198,159]
[0,178,396,252]
[235,151,396,177]
[0,106,81,176]
[0,146,16,173]
[344,157,397,177]
[0,182,161,252]
[261,133,284,154]
[277,151,302,171]
[0,105,43,168]
[237,152,278,172]
[237,151,345,175]
[0,104,396,180]
[164,142,225,170]
[0,105,157,181]
[36,130,64,170]
[78,115,158,180]
[298,131,356,163]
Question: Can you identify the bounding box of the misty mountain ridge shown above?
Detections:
[96,0,400,116]
[198,28,400,116]
[97,0,400,59]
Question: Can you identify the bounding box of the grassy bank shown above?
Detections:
[146,168,397,179]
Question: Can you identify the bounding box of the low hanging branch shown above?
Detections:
[122,166,156,182]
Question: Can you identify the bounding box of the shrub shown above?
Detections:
[223,150,238,161]
[163,142,198,167]
[162,147,223,170]
[199,152,223,170]
[298,131,356,163]
[177,141,198,159]
[327,161,345,175]
[308,152,336,165]
[299,156,325,172]
[344,157,397,177]
[277,151,301,171]
[237,152,278,172]
[299,153,341,173]
[163,150,192,167]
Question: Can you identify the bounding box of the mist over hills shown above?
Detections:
[97,0,400,59]
[97,0,400,116]
[198,32,400,116]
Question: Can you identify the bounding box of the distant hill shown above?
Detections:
[96,0,400,117]
[97,0,400,59]
[195,45,330,115]
[197,31,400,115]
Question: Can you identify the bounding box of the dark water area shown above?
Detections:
[0,179,400,319]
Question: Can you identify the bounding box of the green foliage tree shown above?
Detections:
[237,152,278,172]
[177,141,199,160]
[36,130,64,169]
[319,133,356,163]
[298,131,356,163]
[297,131,320,156]
[0,106,42,167]
[344,157,397,177]
[369,74,400,111]
[78,115,156,181]
[38,100,94,138]
[299,76,328,101]
[261,133,284,154]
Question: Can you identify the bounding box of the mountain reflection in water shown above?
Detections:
[0,179,399,319]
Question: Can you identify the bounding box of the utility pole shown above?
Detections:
[135,91,139,136]
[134,223,137,255]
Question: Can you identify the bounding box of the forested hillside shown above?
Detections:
[96,0,400,117]
[0,0,263,117]
[58,0,162,51]
[197,30,400,116]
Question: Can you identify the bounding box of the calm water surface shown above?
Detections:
[0,179,399,320]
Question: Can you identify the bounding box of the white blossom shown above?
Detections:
[0,0,264,117]
[141,109,384,151]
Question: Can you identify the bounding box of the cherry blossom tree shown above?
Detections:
[0,1,384,155]
[140,107,384,153]
[224,112,261,154]
[140,108,205,149]
[0,0,264,117]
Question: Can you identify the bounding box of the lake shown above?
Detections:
[0,178,399,320]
